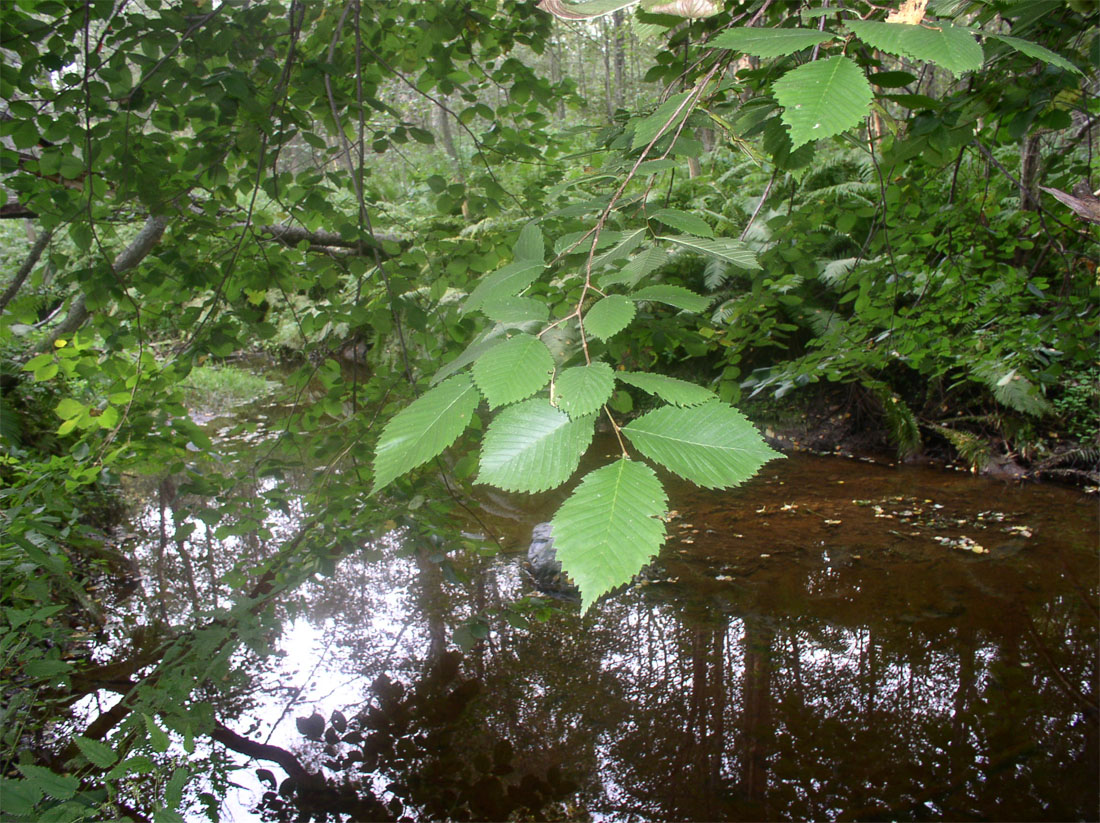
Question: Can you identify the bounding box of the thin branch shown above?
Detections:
[740,169,777,241]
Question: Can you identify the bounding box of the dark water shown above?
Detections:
[109,408,1098,821]
[198,452,1096,822]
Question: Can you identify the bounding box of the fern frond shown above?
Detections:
[703,258,730,291]
[866,381,921,457]
[970,360,1052,416]
[930,423,992,470]
[820,256,861,286]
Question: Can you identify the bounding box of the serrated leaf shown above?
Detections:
[710,26,833,57]
[847,20,983,77]
[537,0,636,21]
[550,459,668,612]
[554,229,620,257]
[632,91,693,151]
[650,208,714,238]
[471,334,554,409]
[772,56,872,148]
[592,228,646,270]
[462,260,545,315]
[599,246,669,289]
[372,375,480,493]
[553,363,615,417]
[164,767,188,809]
[990,34,1081,75]
[432,327,508,385]
[584,295,636,341]
[480,296,548,326]
[16,764,78,801]
[623,401,782,488]
[631,284,711,313]
[616,371,716,406]
[659,235,761,269]
[0,777,42,815]
[107,755,155,780]
[478,398,595,493]
[514,222,545,261]
[73,735,118,769]
[153,808,187,823]
[144,713,170,753]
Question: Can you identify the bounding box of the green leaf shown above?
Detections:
[650,208,714,238]
[631,91,693,151]
[372,375,480,494]
[623,401,781,489]
[591,228,646,270]
[16,764,78,801]
[477,398,595,493]
[615,371,717,406]
[659,235,761,269]
[164,768,188,809]
[471,334,554,409]
[553,362,616,417]
[480,296,548,326]
[73,735,118,769]
[0,777,42,816]
[710,26,833,57]
[599,246,669,290]
[772,56,872,148]
[539,0,637,20]
[54,398,84,419]
[631,284,711,313]
[33,362,59,381]
[846,20,984,77]
[144,713,170,753]
[97,405,119,429]
[432,327,508,385]
[990,34,1082,75]
[462,260,544,315]
[513,222,545,261]
[107,755,156,780]
[550,459,668,612]
[24,659,71,678]
[584,294,636,341]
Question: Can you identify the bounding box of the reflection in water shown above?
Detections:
[123,443,1097,822]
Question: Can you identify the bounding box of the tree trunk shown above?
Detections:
[1019,132,1042,211]
[600,18,614,121]
[612,10,626,112]
[435,99,464,183]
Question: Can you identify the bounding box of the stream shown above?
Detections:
[109,399,1098,822]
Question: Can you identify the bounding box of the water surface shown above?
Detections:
[196,453,1098,822]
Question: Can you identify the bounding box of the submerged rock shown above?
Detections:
[526,522,579,598]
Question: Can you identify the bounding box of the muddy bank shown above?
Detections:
[741,384,1100,486]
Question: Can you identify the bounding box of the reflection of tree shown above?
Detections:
[193,468,1097,823]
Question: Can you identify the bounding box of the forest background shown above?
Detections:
[0,0,1097,819]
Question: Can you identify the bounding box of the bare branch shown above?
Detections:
[253,223,403,256]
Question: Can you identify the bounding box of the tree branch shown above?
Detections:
[211,721,322,786]
[35,215,167,352]
[253,223,403,256]
[0,228,52,313]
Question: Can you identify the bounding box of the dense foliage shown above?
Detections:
[0,0,1095,818]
